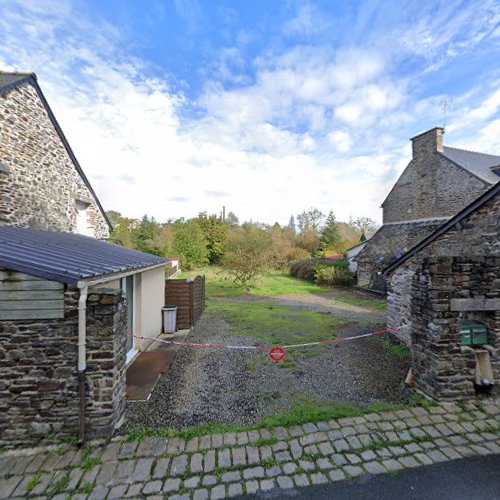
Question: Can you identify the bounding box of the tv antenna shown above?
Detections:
[439,98,453,130]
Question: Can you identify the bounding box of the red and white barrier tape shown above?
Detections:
[127,327,398,352]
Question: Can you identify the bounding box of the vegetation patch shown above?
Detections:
[380,338,412,359]
[208,300,345,345]
[182,267,330,298]
[26,474,42,493]
[127,397,418,443]
[330,292,387,310]
[81,455,102,473]
[47,474,70,497]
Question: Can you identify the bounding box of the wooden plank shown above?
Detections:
[3,299,63,311]
[0,280,63,291]
[0,271,45,281]
[0,290,63,301]
[0,309,64,320]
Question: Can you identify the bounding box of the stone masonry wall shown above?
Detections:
[0,82,109,237]
[387,193,500,343]
[382,129,489,224]
[411,256,500,400]
[85,288,128,439]
[387,265,415,345]
[0,286,127,447]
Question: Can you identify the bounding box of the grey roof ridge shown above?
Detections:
[0,71,34,94]
[437,150,492,186]
[383,181,500,275]
[382,216,450,226]
[345,240,368,251]
[0,72,113,232]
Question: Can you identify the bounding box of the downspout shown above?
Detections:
[77,285,88,445]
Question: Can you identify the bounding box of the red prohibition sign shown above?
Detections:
[269,347,285,362]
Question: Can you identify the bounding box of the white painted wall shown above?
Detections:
[135,266,165,351]
[346,242,367,273]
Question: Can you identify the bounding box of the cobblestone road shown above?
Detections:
[1,400,499,499]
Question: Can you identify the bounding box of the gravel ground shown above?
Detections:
[125,294,410,431]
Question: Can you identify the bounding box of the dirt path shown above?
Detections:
[125,293,409,431]
[224,291,386,323]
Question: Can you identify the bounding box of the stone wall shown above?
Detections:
[386,265,415,345]
[411,256,500,400]
[386,189,500,400]
[0,286,127,447]
[381,128,488,224]
[387,192,500,341]
[0,81,109,238]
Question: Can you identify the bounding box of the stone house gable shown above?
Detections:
[381,128,496,224]
[0,72,111,238]
[356,127,499,292]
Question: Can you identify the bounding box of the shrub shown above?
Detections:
[290,257,349,282]
[222,225,273,290]
[313,265,354,287]
[290,259,318,281]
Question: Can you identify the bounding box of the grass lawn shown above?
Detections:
[209,299,346,346]
[330,291,387,310]
[181,267,330,298]
[208,299,347,368]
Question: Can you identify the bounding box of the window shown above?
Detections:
[76,201,89,235]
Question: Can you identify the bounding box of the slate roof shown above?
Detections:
[0,71,33,93]
[441,146,500,185]
[383,181,500,275]
[355,218,447,266]
[0,227,167,285]
[0,71,112,231]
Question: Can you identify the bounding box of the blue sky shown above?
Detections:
[1,0,499,224]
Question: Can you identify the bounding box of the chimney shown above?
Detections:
[411,127,444,158]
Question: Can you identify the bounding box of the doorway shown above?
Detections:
[124,274,137,364]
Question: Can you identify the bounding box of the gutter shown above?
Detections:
[77,284,88,445]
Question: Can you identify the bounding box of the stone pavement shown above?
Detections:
[1,400,499,499]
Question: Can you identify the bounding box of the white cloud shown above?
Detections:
[0,0,499,229]
[327,130,353,153]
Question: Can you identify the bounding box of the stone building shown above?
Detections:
[0,71,170,446]
[384,182,499,400]
[356,127,500,291]
[0,227,167,447]
[0,71,111,238]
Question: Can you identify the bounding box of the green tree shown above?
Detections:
[297,208,324,232]
[349,216,377,234]
[131,215,164,256]
[226,211,239,226]
[106,210,122,227]
[196,212,227,264]
[319,211,341,253]
[222,225,272,290]
[109,214,135,247]
[173,219,208,270]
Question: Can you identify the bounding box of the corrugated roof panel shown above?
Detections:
[0,227,167,285]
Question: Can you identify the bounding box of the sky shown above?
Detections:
[1,0,499,225]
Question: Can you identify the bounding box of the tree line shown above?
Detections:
[107,209,377,276]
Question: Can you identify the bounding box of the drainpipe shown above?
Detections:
[77,285,88,445]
